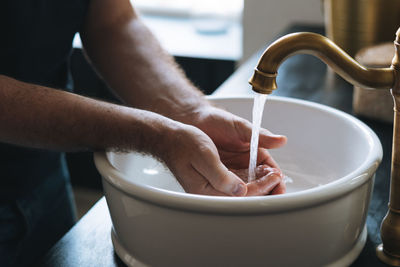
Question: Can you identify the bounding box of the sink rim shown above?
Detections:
[94,95,383,214]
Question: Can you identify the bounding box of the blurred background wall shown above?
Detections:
[242,0,324,61]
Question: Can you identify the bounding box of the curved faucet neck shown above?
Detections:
[249,32,395,94]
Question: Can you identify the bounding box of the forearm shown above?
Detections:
[0,75,177,155]
[80,1,210,124]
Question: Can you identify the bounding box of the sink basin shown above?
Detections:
[94,96,382,267]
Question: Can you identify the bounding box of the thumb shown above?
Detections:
[258,128,287,149]
[237,119,286,149]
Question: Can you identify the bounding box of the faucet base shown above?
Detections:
[376,244,400,266]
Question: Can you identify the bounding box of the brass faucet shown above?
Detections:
[249,29,400,266]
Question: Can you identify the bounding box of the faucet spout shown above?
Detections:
[249,32,395,94]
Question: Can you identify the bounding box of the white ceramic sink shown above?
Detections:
[95,96,382,267]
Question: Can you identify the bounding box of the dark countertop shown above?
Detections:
[41,24,393,267]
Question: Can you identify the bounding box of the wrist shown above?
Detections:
[170,100,214,128]
[132,110,184,161]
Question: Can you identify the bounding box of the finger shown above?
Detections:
[271,182,286,195]
[258,128,287,149]
[246,172,281,196]
[176,165,228,196]
[255,165,282,179]
[202,184,229,196]
[191,147,247,196]
[257,166,285,195]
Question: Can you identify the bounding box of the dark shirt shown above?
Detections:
[0,0,90,199]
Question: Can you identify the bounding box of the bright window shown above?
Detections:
[133,0,243,21]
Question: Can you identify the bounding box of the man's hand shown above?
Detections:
[164,105,287,196]
[187,105,287,195]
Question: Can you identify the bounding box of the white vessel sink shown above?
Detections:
[95,96,382,267]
